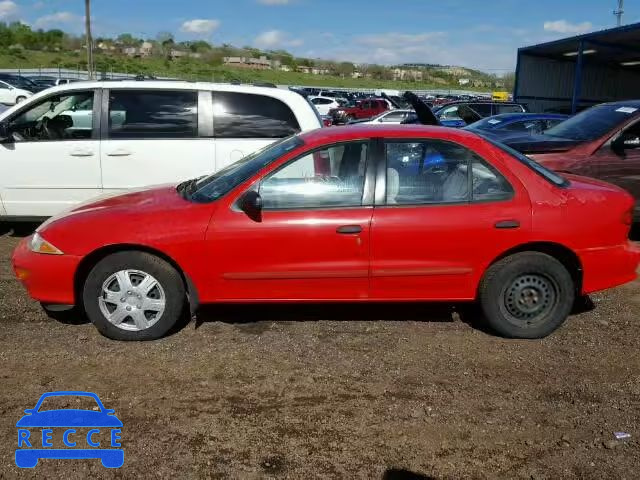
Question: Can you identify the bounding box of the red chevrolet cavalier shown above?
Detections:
[12,125,640,340]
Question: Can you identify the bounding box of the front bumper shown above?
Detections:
[579,241,640,294]
[11,237,81,305]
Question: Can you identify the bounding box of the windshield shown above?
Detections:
[190,136,304,202]
[481,134,568,187]
[5,76,34,90]
[36,395,101,412]
[544,104,638,141]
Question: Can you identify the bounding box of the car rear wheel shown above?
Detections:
[478,252,574,338]
[82,251,185,341]
[16,96,26,103]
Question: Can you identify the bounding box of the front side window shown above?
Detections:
[385,140,512,205]
[497,104,525,114]
[8,91,94,142]
[108,90,198,139]
[213,92,300,139]
[260,141,368,209]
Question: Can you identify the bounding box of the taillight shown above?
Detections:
[323,118,332,127]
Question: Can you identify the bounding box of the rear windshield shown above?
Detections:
[544,104,638,141]
[481,135,568,187]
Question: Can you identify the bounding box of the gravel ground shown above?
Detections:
[0,224,639,479]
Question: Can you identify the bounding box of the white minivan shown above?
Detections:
[0,81,322,219]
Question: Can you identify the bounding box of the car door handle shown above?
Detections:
[336,225,363,234]
[494,220,520,229]
[69,149,94,157]
[106,149,132,157]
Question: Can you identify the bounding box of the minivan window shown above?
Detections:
[107,90,198,139]
[7,91,95,141]
[213,92,300,139]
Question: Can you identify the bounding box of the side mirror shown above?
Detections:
[0,122,11,142]
[239,190,262,222]
[23,409,34,414]
[105,409,115,415]
[612,134,640,155]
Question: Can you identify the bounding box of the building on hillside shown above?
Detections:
[352,71,363,79]
[311,67,330,75]
[392,68,423,81]
[223,56,273,69]
[297,65,311,74]
[279,65,292,72]
[458,78,470,86]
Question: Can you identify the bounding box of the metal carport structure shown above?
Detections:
[515,22,640,114]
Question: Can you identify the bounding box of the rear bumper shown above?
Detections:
[579,242,640,294]
[11,237,81,305]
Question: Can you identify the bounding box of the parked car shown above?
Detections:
[309,96,341,116]
[433,101,528,127]
[353,109,416,124]
[501,101,640,220]
[464,113,570,140]
[0,81,322,219]
[329,98,389,124]
[29,76,79,89]
[13,125,639,341]
[0,79,33,105]
[0,74,46,93]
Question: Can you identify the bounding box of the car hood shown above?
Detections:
[502,134,582,153]
[39,184,185,230]
[16,410,123,428]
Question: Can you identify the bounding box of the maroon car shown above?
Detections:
[329,98,389,124]
[502,101,640,220]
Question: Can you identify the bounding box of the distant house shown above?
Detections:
[223,56,273,69]
[297,65,312,74]
[139,41,153,57]
[352,71,363,79]
[392,68,423,81]
[169,49,188,60]
[458,78,470,86]
[122,46,138,57]
[311,67,330,75]
[279,65,292,72]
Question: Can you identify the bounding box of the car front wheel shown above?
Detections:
[478,252,575,339]
[16,96,26,103]
[82,251,185,341]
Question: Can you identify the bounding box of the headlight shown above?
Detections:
[29,233,63,255]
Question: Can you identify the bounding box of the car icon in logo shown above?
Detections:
[15,391,123,468]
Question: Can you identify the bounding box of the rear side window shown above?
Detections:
[108,90,198,139]
[470,104,492,117]
[213,92,300,139]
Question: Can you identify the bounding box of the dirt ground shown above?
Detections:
[0,225,639,479]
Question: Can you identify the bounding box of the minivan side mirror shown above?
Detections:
[612,134,640,155]
[0,122,11,142]
[239,190,262,222]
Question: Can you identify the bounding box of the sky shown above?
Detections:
[1,0,638,73]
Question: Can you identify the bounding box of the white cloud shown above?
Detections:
[254,30,303,49]
[180,19,220,36]
[33,11,82,29]
[307,31,516,72]
[0,0,19,20]
[257,0,293,4]
[543,20,593,34]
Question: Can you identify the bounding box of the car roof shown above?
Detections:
[483,113,568,121]
[299,124,479,143]
[20,80,307,102]
[599,99,640,108]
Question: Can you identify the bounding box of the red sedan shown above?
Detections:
[12,125,639,341]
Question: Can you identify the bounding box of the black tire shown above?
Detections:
[82,251,185,341]
[15,96,26,103]
[478,252,575,339]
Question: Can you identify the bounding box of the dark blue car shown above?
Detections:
[464,113,569,141]
[15,391,123,468]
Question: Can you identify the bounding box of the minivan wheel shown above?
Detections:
[16,96,26,103]
[478,252,575,339]
[82,251,185,340]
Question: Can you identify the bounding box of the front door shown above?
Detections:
[206,140,374,300]
[100,89,213,193]
[0,89,101,217]
[371,139,531,300]
[592,120,640,218]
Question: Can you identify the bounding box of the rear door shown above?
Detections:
[100,88,213,193]
[0,89,102,217]
[212,91,301,171]
[371,138,531,300]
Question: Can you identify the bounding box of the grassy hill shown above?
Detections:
[0,49,494,92]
